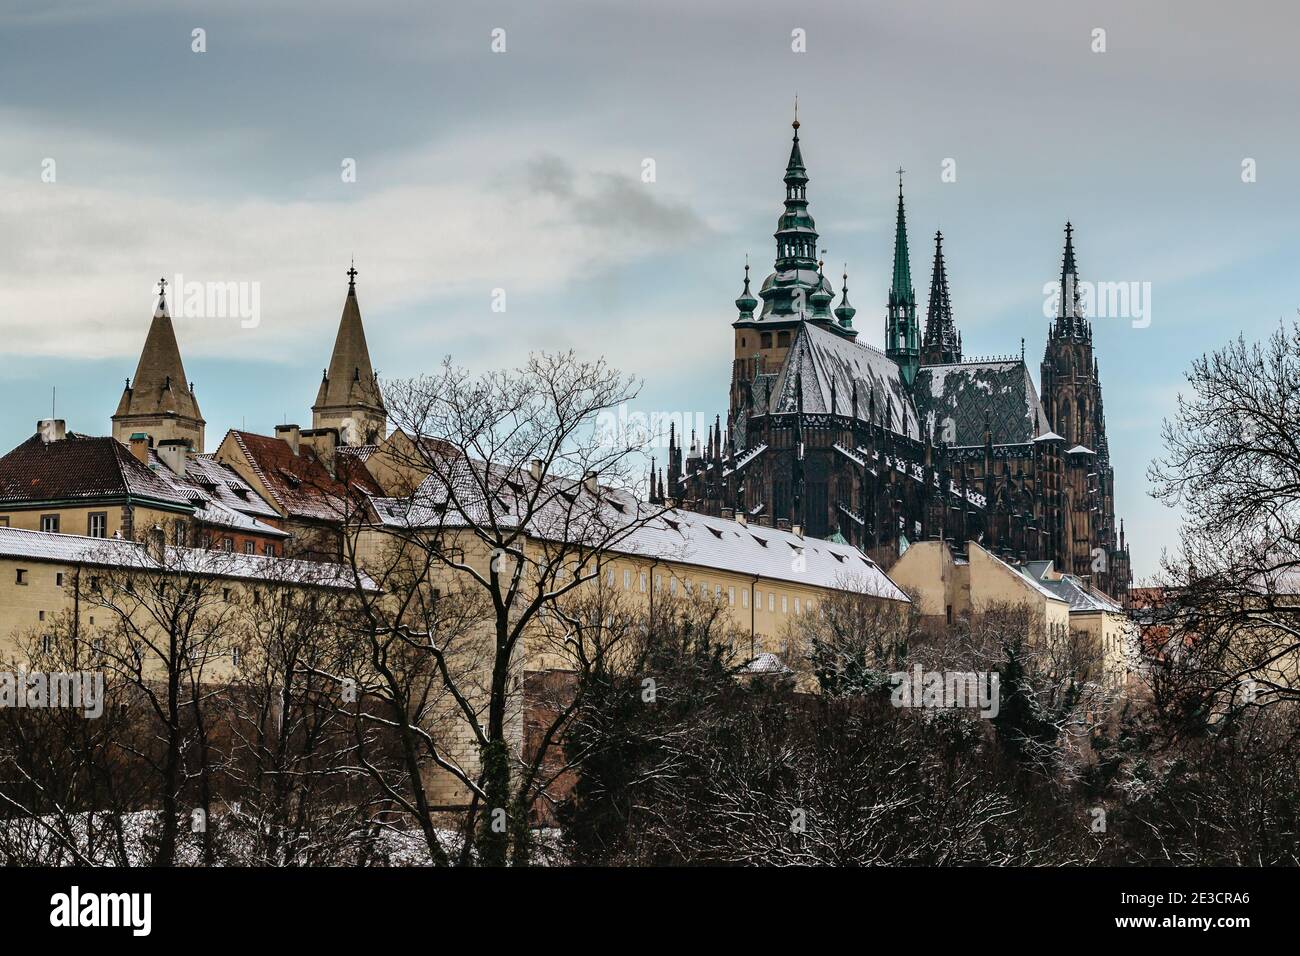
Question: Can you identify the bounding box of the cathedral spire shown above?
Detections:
[112,276,206,451]
[312,263,386,446]
[922,230,961,364]
[886,170,920,386]
[1056,221,1087,337]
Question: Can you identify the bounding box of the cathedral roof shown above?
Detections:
[114,287,204,427]
[914,360,1050,446]
[769,321,920,439]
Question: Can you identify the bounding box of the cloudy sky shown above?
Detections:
[1,0,1297,580]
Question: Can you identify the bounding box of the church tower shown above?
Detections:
[920,230,961,365]
[885,175,921,386]
[112,278,205,452]
[312,264,386,446]
[1040,223,1127,594]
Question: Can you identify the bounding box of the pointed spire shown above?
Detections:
[834,265,857,328]
[313,262,386,445]
[922,230,960,364]
[890,169,914,304]
[112,275,205,451]
[1057,221,1083,335]
[734,255,758,319]
[886,170,920,387]
[809,257,834,320]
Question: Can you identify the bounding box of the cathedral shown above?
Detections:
[661,116,1132,599]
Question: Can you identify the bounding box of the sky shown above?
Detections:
[1,0,1297,583]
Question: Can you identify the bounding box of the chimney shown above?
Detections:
[301,428,338,472]
[721,507,734,521]
[583,471,599,495]
[665,496,679,510]
[735,511,747,527]
[37,419,66,444]
[156,439,189,476]
[275,423,301,456]
[528,458,544,482]
[777,518,791,531]
[756,514,771,528]
[128,433,150,465]
[792,523,804,539]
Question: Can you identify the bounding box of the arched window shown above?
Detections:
[761,332,772,348]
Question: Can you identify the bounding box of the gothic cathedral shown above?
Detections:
[662,116,1132,599]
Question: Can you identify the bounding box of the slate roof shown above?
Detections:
[0,433,191,508]
[770,321,920,439]
[914,360,1050,446]
[1037,573,1124,613]
[0,525,372,590]
[227,430,382,523]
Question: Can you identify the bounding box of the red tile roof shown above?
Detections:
[0,432,190,508]
[227,430,381,522]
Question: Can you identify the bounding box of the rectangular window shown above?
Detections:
[781,595,788,614]
[639,572,647,593]
[0,516,9,527]
[728,587,735,606]
[623,569,631,589]
[794,597,801,614]
[222,537,234,552]
[768,593,775,612]
[244,541,255,554]
[55,572,64,587]
[263,543,275,556]
[40,514,60,533]
[742,589,749,609]
[88,512,108,538]
[15,569,28,586]
[174,522,187,546]
[669,577,677,595]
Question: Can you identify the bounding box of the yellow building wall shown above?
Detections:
[0,504,181,541]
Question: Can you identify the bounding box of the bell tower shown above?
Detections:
[312,263,387,446]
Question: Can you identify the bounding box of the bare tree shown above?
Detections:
[1149,318,1300,717]
[338,351,665,865]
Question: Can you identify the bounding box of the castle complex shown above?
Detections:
[660,117,1132,599]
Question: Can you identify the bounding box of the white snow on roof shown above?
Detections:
[0,526,373,590]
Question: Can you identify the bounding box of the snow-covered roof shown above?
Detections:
[770,321,920,439]
[0,526,373,590]
[368,446,908,602]
[1066,445,1096,455]
[914,359,1050,446]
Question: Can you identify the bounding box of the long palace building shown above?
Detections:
[660,116,1132,599]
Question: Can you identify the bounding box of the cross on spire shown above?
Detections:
[346,259,358,294]
[157,276,167,295]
